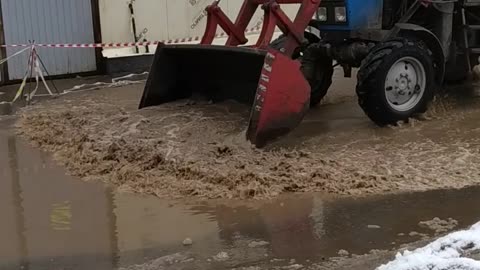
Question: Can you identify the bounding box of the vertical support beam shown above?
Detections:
[432,2,454,59]
[255,8,277,48]
[281,0,320,55]
[226,0,260,46]
[256,0,321,55]
[201,1,250,45]
[200,0,321,57]
[462,8,472,71]
[0,0,9,84]
[90,0,105,74]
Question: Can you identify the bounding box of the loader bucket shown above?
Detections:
[139,44,266,108]
[139,44,311,147]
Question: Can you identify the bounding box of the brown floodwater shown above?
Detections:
[1,117,480,270]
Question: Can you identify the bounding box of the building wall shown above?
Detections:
[99,0,301,56]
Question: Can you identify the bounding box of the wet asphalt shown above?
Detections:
[1,116,480,270]
[2,70,480,269]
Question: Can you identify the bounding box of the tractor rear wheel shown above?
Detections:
[301,44,334,107]
[270,34,333,107]
[356,39,435,126]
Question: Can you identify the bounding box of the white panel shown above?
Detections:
[99,0,132,43]
[99,0,303,50]
[135,0,168,41]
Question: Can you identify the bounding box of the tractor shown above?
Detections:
[139,0,480,147]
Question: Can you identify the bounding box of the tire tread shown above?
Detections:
[356,38,435,126]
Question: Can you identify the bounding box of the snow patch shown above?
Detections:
[248,240,270,248]
[213,251,230,261]
[419,217,459,234]
[377,222,480,270]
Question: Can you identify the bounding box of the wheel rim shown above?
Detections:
[384,56,426,112]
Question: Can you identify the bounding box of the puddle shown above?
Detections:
[2,118,480,270]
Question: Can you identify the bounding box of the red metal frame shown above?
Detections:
[201,0,321,56]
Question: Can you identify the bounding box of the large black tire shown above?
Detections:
[269,34,333,107]
[356,39,435,126]
[301,44,333,107]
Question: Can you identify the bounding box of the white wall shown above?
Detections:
[99,0,301,57]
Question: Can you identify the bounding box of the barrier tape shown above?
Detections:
[0,26,263,48]
[9,46,54,104]
[0,46,30,64]
[2,24,264,104]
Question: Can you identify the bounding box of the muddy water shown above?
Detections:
[14,72,480,200]
[1,118,480,270]
[274,87,480,149]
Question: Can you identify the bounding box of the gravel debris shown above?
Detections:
[182,238,193,246]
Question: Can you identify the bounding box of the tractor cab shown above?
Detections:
[314,0,383,31]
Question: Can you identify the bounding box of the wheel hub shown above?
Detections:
[385,57,426,112]
[397,74,409,92]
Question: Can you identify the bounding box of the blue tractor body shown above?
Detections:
[301,0,480,128]
[316,0,383,31]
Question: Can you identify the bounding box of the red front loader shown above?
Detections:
[139,0,322,147]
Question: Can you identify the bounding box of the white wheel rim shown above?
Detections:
[384,56,426,112]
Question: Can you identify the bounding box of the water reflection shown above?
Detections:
[1,135,119,270]
[5,136,29,270]
[1,129,480,270]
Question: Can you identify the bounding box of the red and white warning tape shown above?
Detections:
[1,25,264,104]
[1,41,161,48]
[0,26,263,48]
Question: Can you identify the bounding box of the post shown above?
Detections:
[0,0,9,84]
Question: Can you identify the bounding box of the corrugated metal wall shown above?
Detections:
[1,0,97,80]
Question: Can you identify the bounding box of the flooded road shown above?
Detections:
[2,117,480,270]
[14,83,480,200]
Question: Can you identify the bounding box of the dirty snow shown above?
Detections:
[248,240,270,248]
[419,217,459,234]
[63,73,147,94]
[213,251,230,261]
[118,252,193,270]
[182,238,193,246]
[377,222,480,270]
[337,249,350,257]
